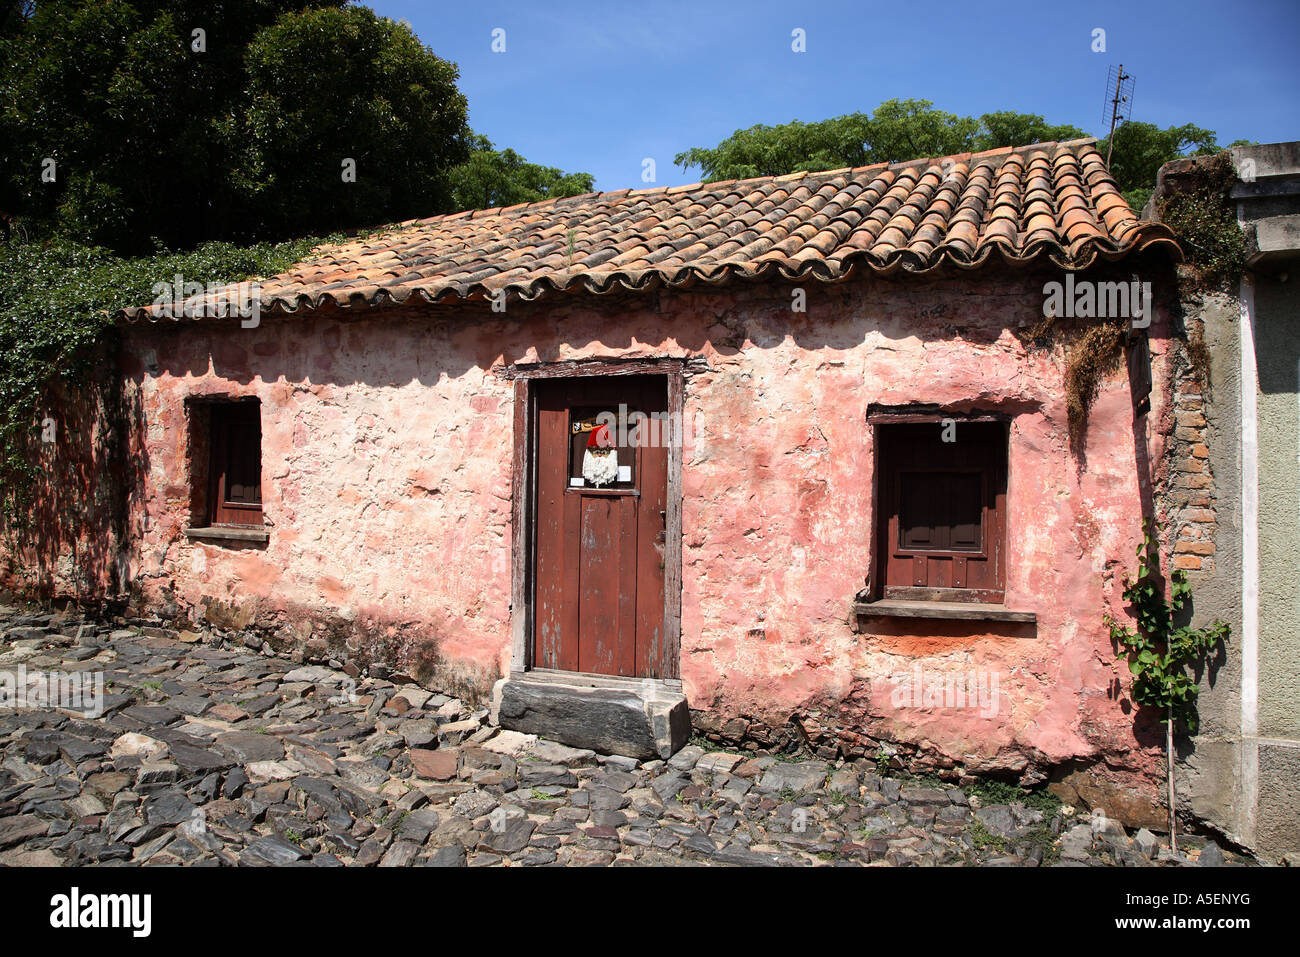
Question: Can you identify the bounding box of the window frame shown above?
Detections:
[207,401,263,527]
[869,413,1009,605]
[183,396,266,540]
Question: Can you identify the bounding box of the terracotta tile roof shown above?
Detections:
[122,137,1178,321]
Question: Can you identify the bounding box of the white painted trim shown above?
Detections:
[1238,273,1260,845]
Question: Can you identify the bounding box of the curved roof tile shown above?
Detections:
[121,138,1179,322]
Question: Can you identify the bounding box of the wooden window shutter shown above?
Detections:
[209,402,262,526]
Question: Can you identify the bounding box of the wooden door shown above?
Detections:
[533,376,669,677]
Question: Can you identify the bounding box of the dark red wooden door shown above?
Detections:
[534,376,669,677]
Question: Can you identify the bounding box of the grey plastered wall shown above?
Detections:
[1158,141,1300,859]
[1178,289,1245,842]
[1237,141,1300,857]
[1252,272,1300,855]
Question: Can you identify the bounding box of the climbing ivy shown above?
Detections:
[0,235,332,524]
[1105,520,1230,734]
[1157,151,1247,292]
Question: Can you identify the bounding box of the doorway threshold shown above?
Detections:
[492,670,690,761]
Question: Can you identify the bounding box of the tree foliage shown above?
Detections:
[1,1,347,249]
[1096,121,1220,211]
[0,1,592,251]
[448,134,595,212]
[674,99,1087,182]
[675,99,1230,210]
[224,5,472,240]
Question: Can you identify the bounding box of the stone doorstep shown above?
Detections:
[492,675,690,762]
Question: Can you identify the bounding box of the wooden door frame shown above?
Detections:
[504,359,684,681]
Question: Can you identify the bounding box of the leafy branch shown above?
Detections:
[1105,519,1230,852]
[1106,521,1229,733]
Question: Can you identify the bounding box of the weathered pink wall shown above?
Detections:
[13,268,1180,793]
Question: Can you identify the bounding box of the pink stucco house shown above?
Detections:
[10,139,1201,816]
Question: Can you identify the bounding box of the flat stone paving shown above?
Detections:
[0,606,1251,867]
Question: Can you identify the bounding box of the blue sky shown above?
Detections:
[375,0,1300,192]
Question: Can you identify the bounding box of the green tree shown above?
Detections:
[0,0,348,250]
[1097,121,1220,211]
[675,99,1087,183]
[0,2,592,250]
[974,111,1088,152]
[447,134,595,211]
[224,5,470,240]
[675,100,1227,214]
[673,114,874,182]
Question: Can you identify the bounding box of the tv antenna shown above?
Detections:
[1102,64,1135,167]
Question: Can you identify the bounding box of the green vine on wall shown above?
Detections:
[1157,151,1247,292]
[1106,520,1230,733]
[1105,519,1231,852]
[0,235,333,528]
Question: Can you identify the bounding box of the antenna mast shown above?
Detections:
[1103,64,1135,167]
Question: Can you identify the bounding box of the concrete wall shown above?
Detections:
[1177,289,1246,842]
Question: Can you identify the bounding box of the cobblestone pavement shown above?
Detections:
[0,606,1251,867]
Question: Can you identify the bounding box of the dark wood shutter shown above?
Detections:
[899,471,983,551]
[876,421,1006,602]
[210,403,262,526]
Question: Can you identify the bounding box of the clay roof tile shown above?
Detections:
[119,139,1179,322]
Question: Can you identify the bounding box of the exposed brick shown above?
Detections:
[1173,555,1203,570]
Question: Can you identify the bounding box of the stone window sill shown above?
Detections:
[184,526,270,544]
[851,599,1036,624]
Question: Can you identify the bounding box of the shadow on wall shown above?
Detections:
[1,345,150,603]
[29,256,1173,604]
[120,257,1174,403]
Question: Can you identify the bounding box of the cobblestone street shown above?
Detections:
[0,605,1250,868]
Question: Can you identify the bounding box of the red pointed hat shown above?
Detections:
[587,423,612,449]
